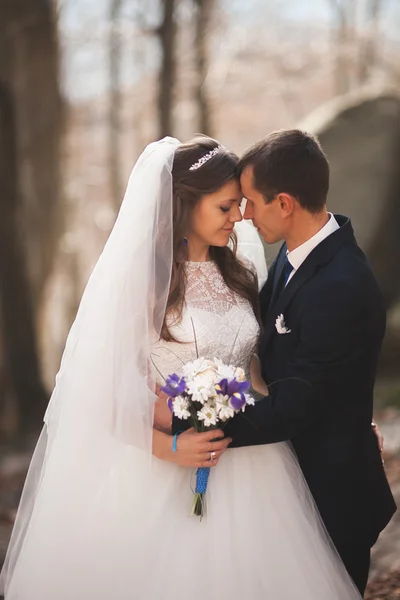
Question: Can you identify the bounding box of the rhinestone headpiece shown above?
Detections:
[189,145,224,171]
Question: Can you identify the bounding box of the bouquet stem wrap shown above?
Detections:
[191,467,210,517]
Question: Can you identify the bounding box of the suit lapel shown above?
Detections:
[261,215,355,351]
[267,243,287,310]
[262,259,319,349]
[259,242,285,317]
[270,249,286,298]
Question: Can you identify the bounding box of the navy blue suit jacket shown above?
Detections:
[225,215,396,547]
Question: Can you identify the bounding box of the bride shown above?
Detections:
[0,136,361,599]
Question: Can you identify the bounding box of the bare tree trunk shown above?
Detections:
[329,0,357,95]
[358,0,383,84]
[193,0,213,135]
[108,0,124,210]
[336,9,351,94]
[0,0,63,312]
[158,0,176,137]
[0,0,62,433]
[0,85,47,433]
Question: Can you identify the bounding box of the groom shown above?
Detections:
[172,129,396,596]
[223,129,396,595]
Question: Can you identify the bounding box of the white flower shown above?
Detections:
[235,367,246,382]
[187,375,217,404]
[182,357,217,382]
[181,358,204,381]
[172,396,191,420]
[214,358,236,380]
[244,393,255,409]
[215,396,235,421]
[196,359,217,376]
[197,404,218,427]
[275,314,291,334]
[195,365,218,387]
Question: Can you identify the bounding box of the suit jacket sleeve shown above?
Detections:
[225,277,385,447]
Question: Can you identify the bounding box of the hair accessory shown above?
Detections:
[189,145,224,171]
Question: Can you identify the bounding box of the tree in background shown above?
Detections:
[108,0,124,210]
[158,0,176,137]
[0,85,47,435]
[0,0,63,434]
[328,0,357,95]
[328,0,386,95]
[357,0,383,84]
[193,0,214,136]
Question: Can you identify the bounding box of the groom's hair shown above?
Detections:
[238,129,329,213]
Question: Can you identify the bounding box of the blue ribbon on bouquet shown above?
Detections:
[195,467,210,494]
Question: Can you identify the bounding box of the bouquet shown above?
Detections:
[161,357,255,517]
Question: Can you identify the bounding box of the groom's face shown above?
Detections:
[240,166,285,244]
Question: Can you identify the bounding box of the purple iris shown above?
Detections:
[161,373,187,398]
[229,393,247,411]
[215,377,250,411]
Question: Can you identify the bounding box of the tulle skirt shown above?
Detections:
[1,431,361,599]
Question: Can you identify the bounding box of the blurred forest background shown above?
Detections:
[1,0,400,597]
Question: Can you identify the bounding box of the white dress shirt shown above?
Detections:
[286,213,340,285]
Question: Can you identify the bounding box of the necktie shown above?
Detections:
[282,256,294,286]
[271,256,294,306]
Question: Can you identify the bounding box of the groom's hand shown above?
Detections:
[173,428,232,468]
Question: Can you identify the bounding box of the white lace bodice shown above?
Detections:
[151,261,259,382]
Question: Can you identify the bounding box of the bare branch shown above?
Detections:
[108,0,124,210]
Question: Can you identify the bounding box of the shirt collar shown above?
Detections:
[287,213,340,272]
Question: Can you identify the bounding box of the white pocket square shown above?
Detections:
[275,314,291,334]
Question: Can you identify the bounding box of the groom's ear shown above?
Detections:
[277,193,295,217]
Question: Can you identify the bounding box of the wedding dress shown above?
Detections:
[148,260,361,600]
[0,138,360,599]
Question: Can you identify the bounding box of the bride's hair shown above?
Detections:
[161,135,260,342]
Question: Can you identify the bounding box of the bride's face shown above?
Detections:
[190,179,243,247]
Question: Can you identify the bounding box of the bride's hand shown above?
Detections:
[175,428,232,468]
[151,383,231,467]
[153,386,172,433]
[153,427,232,468]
